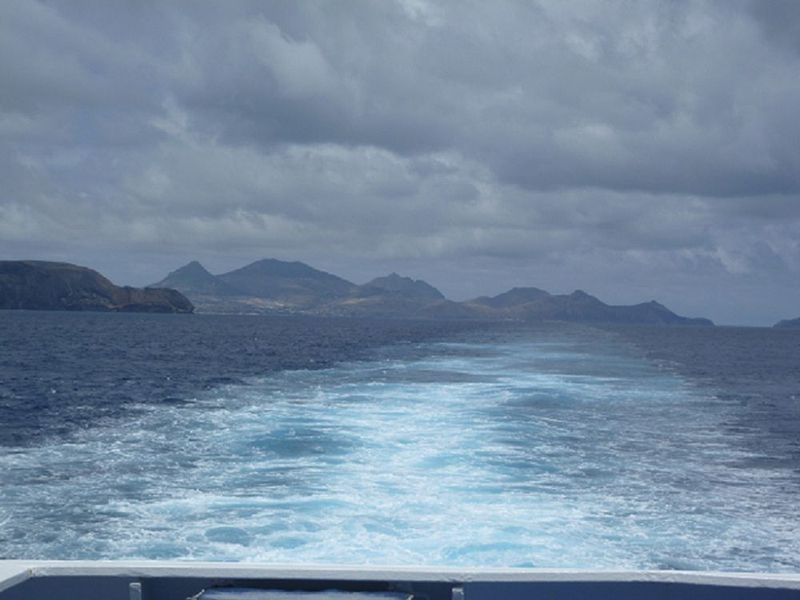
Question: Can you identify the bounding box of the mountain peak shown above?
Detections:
[174,260,211,276]
[473,286,551,309]
[152,261,240,296]
[228,258,333,279]
[217,258,356,304]
[362,273,445,300]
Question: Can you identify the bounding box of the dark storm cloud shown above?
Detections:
[1,0,800,323]
[748,0,800,54]
[169,2,459,154]
[151,0,800,197]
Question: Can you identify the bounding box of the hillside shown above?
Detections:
[360,273,445,301]
[149,257,713,325]
[152,261,241,297]
[218,259,357,308]
[0,261,193,313]
[467,288,713,326]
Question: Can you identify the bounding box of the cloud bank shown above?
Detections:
[1,0,799,324]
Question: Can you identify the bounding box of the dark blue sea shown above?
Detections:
[1,311,799,571]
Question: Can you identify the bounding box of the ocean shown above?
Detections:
[0,311,798,571]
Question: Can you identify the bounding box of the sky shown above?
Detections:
[1,1,799,325]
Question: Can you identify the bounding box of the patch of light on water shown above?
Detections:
[1,334,798,570]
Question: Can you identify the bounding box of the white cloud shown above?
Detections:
[247,19,337,99]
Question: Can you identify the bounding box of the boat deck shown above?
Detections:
[1,561,799,599]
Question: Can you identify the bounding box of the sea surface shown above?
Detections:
[0,311,798,571]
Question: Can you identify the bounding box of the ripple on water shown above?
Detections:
[0,322,799,570]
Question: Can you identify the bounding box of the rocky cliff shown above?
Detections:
[0,261,194,313]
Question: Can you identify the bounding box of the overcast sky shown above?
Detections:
[2,1,799,325]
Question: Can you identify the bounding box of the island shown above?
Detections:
[0,257,715,324]
[774,317,800,329]
[0,261,194,313]
[152,258,713,325]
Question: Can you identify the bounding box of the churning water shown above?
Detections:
[1,312,798,570]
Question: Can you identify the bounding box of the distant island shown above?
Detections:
[151,258,714,326]
[0,261,193,313]
[774,317,800,329]
[0,257,721,324]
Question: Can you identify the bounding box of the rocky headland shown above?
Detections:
[0,261,194,313]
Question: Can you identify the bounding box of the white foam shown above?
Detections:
[0,335,798,570]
